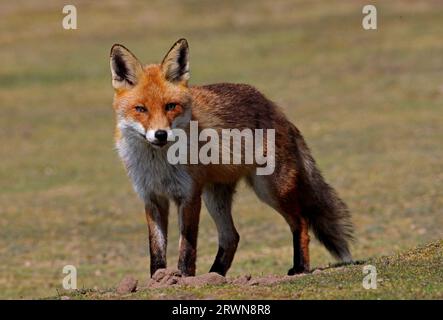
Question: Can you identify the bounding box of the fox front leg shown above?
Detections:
[177,193,201,276]
[145,196,169,277]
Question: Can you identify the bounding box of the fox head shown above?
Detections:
[110,39,192,148]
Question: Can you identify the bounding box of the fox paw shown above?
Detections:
[287,267,309,276]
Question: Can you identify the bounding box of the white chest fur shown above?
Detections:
[116,135,193,202]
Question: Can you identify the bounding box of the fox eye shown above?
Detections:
[135,105,147,113]
[165,103,177,112]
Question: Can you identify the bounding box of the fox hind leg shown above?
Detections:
[203,183,239,276]
[287,215,310,275]
[247,174,310,275]
[275,204,310,275]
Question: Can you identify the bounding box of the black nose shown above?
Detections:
[154,130,168,142]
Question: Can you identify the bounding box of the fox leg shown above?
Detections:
[248,174,310,275]
[272,202,310,275]
[145,196,169,277]
[287,215,310,275]
[177,192,201,276]
[203,183,239,276]
[275,195,311,274]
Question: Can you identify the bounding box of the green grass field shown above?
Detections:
[0,0,442,299]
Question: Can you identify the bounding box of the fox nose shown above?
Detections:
[154,130,168,142]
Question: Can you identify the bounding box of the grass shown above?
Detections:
[57,240,443,299]
[0,0,442,299]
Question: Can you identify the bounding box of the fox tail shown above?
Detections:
[293,127,354,262]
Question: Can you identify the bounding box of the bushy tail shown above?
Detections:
[292,127,354,262]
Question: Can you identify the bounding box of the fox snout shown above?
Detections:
[145,128,172,147]
[118,119,173,148]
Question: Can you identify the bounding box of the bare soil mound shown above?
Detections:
[116,268,313,294]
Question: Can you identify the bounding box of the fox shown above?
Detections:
[109,38,353,277]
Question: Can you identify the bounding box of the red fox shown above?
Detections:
[110,39,353,277]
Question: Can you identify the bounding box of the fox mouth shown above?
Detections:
[150,141,167,148]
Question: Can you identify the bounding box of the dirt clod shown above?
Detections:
[147,268,183,288]
[231,274,252,285]
[152,268,182,282]
[181,272,227,286]
[143,269,228,289]
[116,275,138,294]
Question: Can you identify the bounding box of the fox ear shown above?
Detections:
[110,44,143,90]
[161,39,189,85]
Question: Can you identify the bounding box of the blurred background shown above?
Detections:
[0,0,442,298]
